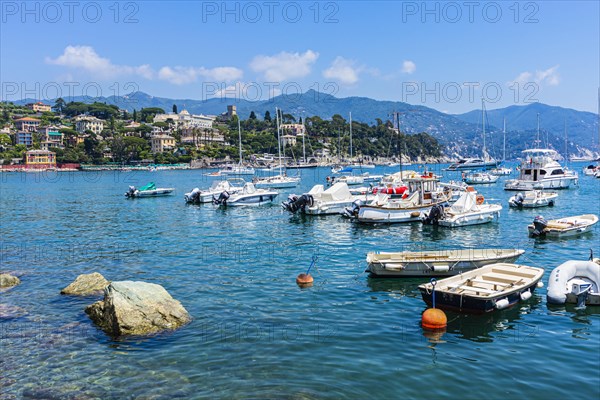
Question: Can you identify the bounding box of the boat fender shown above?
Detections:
[495,298,510,310]
[520,290,532,301]
[432,264,450,272]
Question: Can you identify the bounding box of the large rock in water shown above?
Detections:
[85,281,191,336]
[61,272,110,295]
[0,273,20,288]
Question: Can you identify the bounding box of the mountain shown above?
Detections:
[14,91,598,159]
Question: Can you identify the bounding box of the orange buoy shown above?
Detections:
[476,194,485,205]
[296,273,314,287]
[421,308,447,330]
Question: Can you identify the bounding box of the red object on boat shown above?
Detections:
[372,186,408,195]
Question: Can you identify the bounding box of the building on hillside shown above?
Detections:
[180,127,225,147]
[15,131,33,147]
[151,134,176,153]
[280,123,306,136]
[25,149,56,168]
[74,115,105,134]
[15,117,41,132]
[38,126,64,150]
[281,134,297,147]
[153,110,216,130]
[26,102,52,113]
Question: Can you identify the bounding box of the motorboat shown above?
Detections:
[418,263,544,313]
[462,171,499,184]
[282,182,369,215]
[582,164,598,176]
[528,214,598,238]
[422,190,502,228]
[212,182,277,207]
[547,260,600,306]
[447,158,496,171]
[329,167,365,186]
[254,174,300,189]
[125,182,174,198]
[366,248,525,277]
[345,175,451,223]
[184,178,244,204]
[504,149,578,191]
[508,190,558,208]
[490,167,513,176]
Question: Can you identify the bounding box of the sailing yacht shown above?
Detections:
[219,119,255,176]
[490,118,513,175]
[254,108,300,189]
[448,99,497,171]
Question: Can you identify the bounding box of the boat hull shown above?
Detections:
[504,176,578,191]
[439,208,501,227]
[357,205,429,224]
[224,194,278,206]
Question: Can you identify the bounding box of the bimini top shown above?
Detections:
[521,149,560,158]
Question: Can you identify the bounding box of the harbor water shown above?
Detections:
[1,163,599,399]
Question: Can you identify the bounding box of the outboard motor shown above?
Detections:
[422,204,444,225]
[531,215,548,237]
[213,191,230,206]
[185,188,201,203]
[125,186,137,198]
[513,192,524,207]
[343,199,363,219]
[282,194,313,213]
[571,280,592,308]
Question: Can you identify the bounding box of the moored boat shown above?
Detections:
[125,183,174,198]
[508,190,558,208]
[505,149,578,191]
[282,182,368,215]
[528,214,598,237]
[212,182,277,207]
[547,259,600,306]
[418,263,544,313]
[366,248,525,277]
[462,171,499,184]
[184,178,244,204]
[422,190,502,227]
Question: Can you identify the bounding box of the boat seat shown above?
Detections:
[490,268,536,279]
[452,285,497,295]
[470,278,511,290]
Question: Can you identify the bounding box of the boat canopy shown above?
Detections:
[449,191,476,214]
[139,182,156,191]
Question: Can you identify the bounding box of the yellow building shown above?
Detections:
[151,134,176,153]
[26,102,52,113]
[25,150,57,168]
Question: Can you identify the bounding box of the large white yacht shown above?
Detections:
[504,149,578,191]
[447,158,497,171]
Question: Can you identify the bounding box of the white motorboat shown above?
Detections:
[462,172,499,184]
[184,178,244,204]
[423,190,502,228]
[505,149,578,191]
[366,248,525,277]
[418,263,544,314]
[528,214,598,238]
[125,183,174,198]
[447,157,497,171]
[334,173,364,186]
[282,182,369,215]
[345,175,451,224]
[547,260,600,306]
[582,164,598,176]
[508,190,558,208]
[254,174,300,189]
[212,182,277,207]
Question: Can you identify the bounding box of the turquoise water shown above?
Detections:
[1,164,599,399]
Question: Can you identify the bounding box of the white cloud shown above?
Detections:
[402,60,416,74]
[323,57,360,85]
[250,50,319,81]
[510,65,560,86]
[46,45,153,79]
[158,66,243,85]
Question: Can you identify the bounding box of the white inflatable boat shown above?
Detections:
[547,260,600,307]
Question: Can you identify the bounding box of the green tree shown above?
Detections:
[53,98,66,114]
[249,111,257,120]
[172,104,178,114]
[122,109,129,120]
[264,110,271,122]
[133,109,138,122]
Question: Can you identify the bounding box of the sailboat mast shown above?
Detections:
[481,98,486,159]
[536,113,540,148]
[302,117,306,164]
[238,117,243,165]
[564,119,568,165]
[503,117,506,162]
[349,112,353,160]
[276,107,282,174]
[397,112,403,175]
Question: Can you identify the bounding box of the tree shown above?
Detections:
[133,109,138,122]
[264,110,271,122]
[122,109,129,120]
[140,107,165,122]
[172,104,178,114]
[249,111,257,120]
[53,98,66,114]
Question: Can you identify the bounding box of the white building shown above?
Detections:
[153,110,215,130]
[74,115,104,134]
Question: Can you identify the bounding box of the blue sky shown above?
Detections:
[1,1,598,114]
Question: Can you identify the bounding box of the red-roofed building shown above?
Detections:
[15,117,41,132]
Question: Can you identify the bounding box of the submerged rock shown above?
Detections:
[61,272,109,295]
[0,274,21,288]
[85,281,191,336]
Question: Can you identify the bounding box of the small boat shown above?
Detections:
[447,158,497,171]
[508,190,558,208]
[254,174,300,189]
[282,182,368,215]
[422,190,502,227]
[125,182,174,198]
[366,248,525,277]
[212,182,277,207]
[418,263,544,313]
[547,259,600,306]
[184,178,244,204]
[582,164,598,176]
[528,214,598,237]
[462,172,499,184]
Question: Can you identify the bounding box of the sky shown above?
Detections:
[1,1,598,114]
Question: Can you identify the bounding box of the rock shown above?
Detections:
[0,274,20,288]
[61,272,109,295]
[85,281,191,336]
